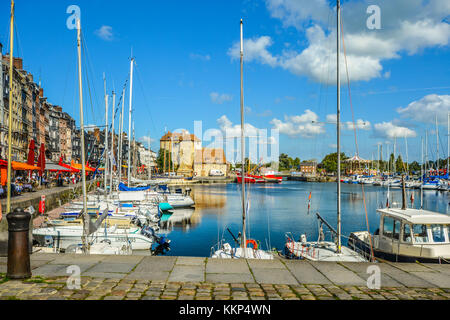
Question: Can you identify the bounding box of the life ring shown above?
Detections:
[246,239,258,250]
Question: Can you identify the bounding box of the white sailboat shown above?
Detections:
[284,0,366,262]
[211,20,273,260]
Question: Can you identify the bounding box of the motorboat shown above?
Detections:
[349,207,450,263]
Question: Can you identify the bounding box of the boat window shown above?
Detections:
[413,224,430,243]
[383,216,394,238]
[393,220,401,240]
[431,225,446,243]
[403,224,412,243]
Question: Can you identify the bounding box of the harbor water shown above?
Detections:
[158,181,450,257]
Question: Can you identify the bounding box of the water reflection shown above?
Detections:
[159,181,449,257]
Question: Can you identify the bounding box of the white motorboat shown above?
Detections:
[349,207,450,263]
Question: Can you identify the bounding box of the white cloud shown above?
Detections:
[189,53,211,61]
[397,94,450,125]
[227,0,450,84]
[344,119,371,131]
[95,25,114,41]
[374,121,417,139]
[210,92,233,104]
[326,114,371,130]
[217,115,260,138]
[270,109,325,138]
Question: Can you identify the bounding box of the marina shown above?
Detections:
[0,0,449,308]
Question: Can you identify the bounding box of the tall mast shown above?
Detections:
[421,137,424,209]
[6,0,14,214]
[436,114,439,175]
[127,57,134,185]
[110,90,115,194]
[425,130,428,175]
[76,18,89,253]
[118,87,125,185]
[240,19,247,256]
[336,0,342,254]
[103,74,109,198]
[448,112,449,176]
[405,135,409,175]
[148,133,152,180]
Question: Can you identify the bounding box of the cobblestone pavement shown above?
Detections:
[0,253,448,300]
[0,275,449,300]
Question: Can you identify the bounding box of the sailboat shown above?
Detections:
[211,20,273,260]
[284,0,366,262]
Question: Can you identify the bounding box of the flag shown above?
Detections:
[410,193,415,207]
[307,192,312,214]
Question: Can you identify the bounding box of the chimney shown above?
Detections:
[13,57,23,70]
[39,88,44,98]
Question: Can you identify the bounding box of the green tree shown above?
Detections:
[396,155,405,173]
[156,149,173,173]
[279,153,291,171]
[409,161,421,173]
[293,157,301,169]
[320,152,348,174]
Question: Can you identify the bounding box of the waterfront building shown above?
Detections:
[194,148,228,177]
[300,161,317,176]
[160,131,201,176]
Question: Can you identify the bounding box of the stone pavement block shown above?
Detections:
[309,262,366,286]
[31,253,58,262]
[247,259,285,269]
[33,263,94,277]
[284,261,332,285]
[206,273,255,284]
[176,257,206,266]
[48,254,104,265]
[421,264,450,275]
[377,264,436,288]
[82,272,127,279]
[134,256,176,273]
[168,265,205,283]
[31,260,50,270]
[206,259,250,274]
[386,262,435,273]
[410,272,450,289]
[101,255,144,264]
[340,262,405,288]
[87,263,136,274]
[126,271,170,281]
[251,268,298,285]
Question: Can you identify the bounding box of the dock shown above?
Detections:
[0,253,449,300]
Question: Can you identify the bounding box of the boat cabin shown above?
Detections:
[374,208,450,261]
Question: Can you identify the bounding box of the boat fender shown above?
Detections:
[246,239,258,250]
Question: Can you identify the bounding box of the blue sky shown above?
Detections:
[1,0,449,164]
